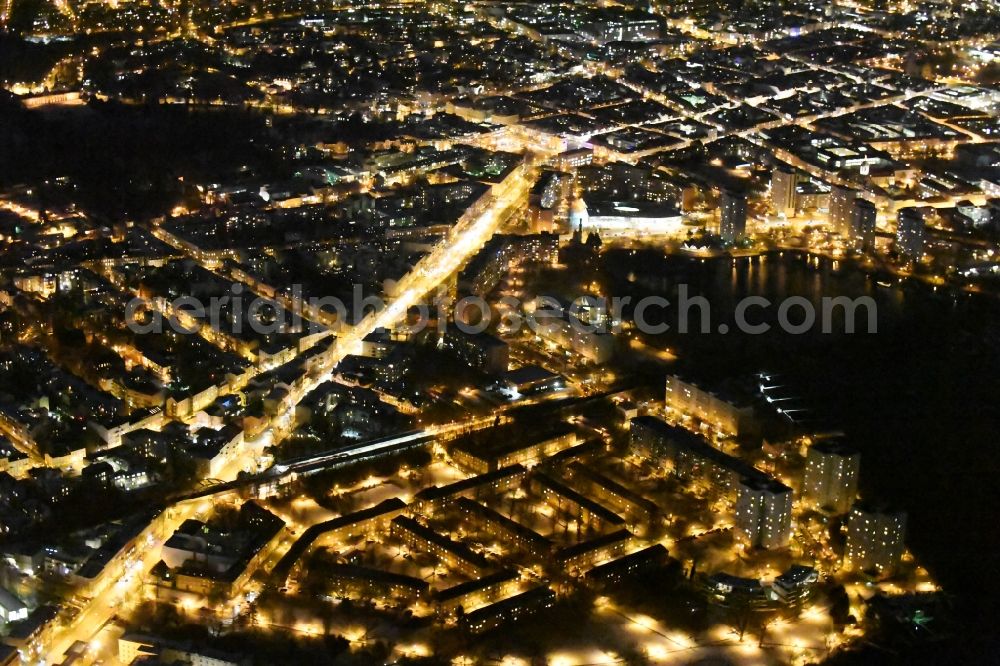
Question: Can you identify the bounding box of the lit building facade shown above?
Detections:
[895,207,926,259]
[451,428,577,474]
[771,166,798,217]
[460,586,555,634]
[555,529,634,575]
[327,564,429,602]
[454,497,552,559]
[719,189,747,243]
[566,461,659,527]
[829,184,857,235]
[391,516,493,577]
[664,375,753,436]
[802,441,860,515]
[584,544,668,588]
[845,503,907,575]
[443,328,509,375]
[570,199,684,235]
[413,465,527,512]
[436,569,520,616]
[531,473,626,531]
[630,415,762,496]
[735,477,793,550]
[771,565,819,605]
[851,199,877,252]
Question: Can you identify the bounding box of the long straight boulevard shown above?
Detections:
[37,158,540,664]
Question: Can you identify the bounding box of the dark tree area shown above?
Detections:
[0,34,74,84]
[0,102,285,222]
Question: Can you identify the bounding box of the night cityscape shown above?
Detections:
[0,0,998,663]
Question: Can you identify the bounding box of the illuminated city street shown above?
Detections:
[0,0,996,664]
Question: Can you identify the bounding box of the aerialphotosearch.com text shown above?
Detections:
[125,284,878,338]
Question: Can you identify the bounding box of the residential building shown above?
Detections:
[719,189,747,243]
[630,416,765,495]
[413,465,527,512]
[443,329,509,375]
[326,564,429,602]
[851,199,877,252]
[771,565,819,605]
[802,441,860,514]
[531,473,626,530]
[566,461,660,527]
[555,529,634,575]
[664,375,754,436]
[153,502,285,598]
[845,503,907,575]
[896,207,926,259]
[735,477,793,550]
[391,516,493,577]
[435,569,520,616]
[829,185,857,234]
[772,167,798,217]
[118,633,243,666]
[460,586,556,634]
[454,497,551,559]
[451,426,577,474]
[584,544,668,588]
